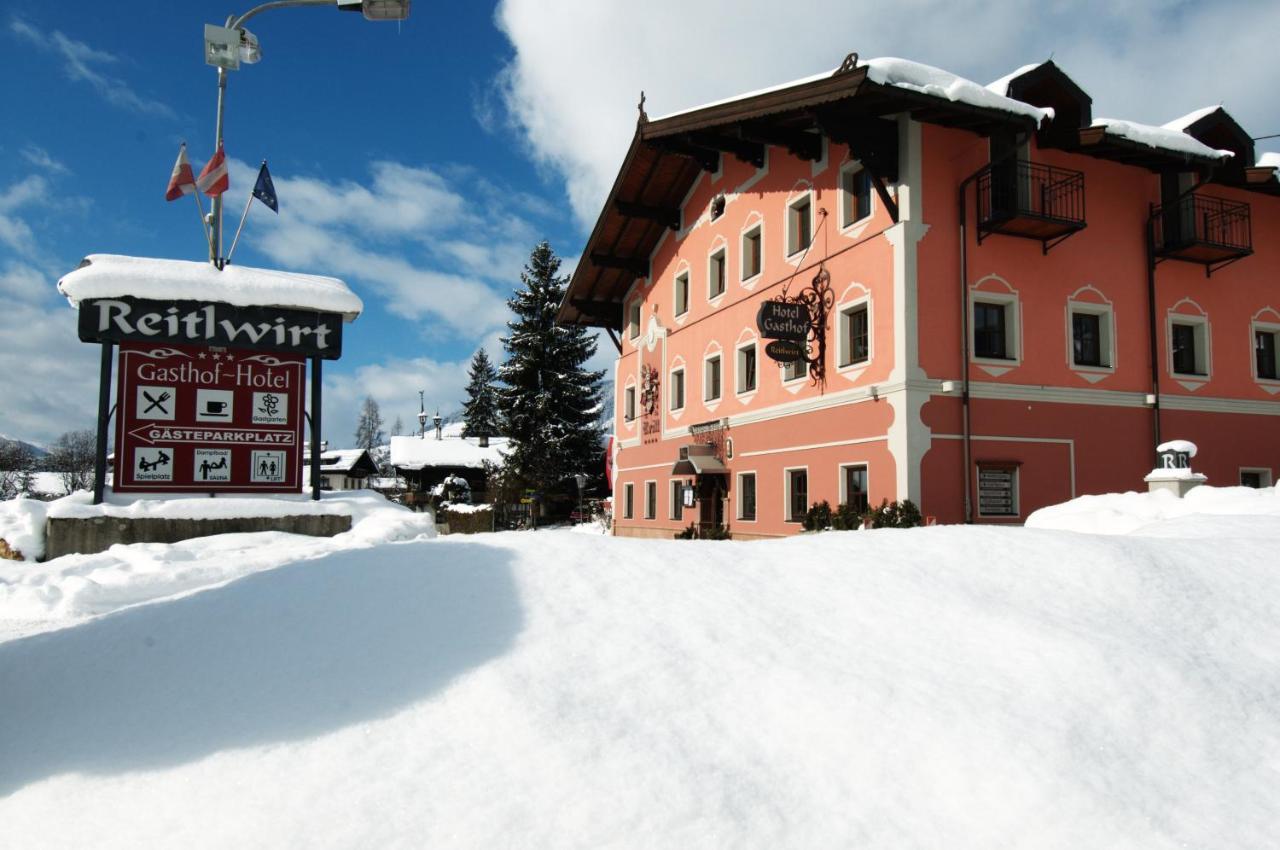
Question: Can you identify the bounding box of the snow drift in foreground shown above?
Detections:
[1,489,1278,848]
[1026,482,1280,535]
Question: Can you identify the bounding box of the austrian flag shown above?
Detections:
[197,145,229,197]
[164,143,197,201]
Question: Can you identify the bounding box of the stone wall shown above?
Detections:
[44,514,352,560]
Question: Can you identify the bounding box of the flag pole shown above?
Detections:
[192,189,214,256]
[225,181,256,264]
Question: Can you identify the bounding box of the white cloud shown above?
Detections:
[0,295,100,444]
[323,355,477,446]
[19,145,69,175]
[0,175,50,257]
[494,0,1280,228]
[10,17,176,119]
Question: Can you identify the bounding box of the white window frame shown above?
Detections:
[838,160,874,230]
[623,384,636,422]
[838,462,870,513]
[836,295,872,371]
[1167,311,1211,381]
[673,270,690,319]
[627,300,641,340]
[644,479,657,520]
[1067,299,1116,375]
[1250,320,1280,385]
[736,470,758,522]
[975,463,1020,519]
[786,190,814,258]
[740,222,763,284]
[669,366,685,412]
[783,465,809,523]
[622,482,634,519]
[670,479,686,521]
[971,291,1022,368]
[735,339,759,396]
[1239,467,1273,488]
[780,355,807,385]
[707,244,728,303]
[703,353,722,403]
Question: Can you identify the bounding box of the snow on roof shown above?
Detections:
[1257,152,1280,169]
[302,448,371,474]
[389,434,509,470]
[1157,439,1198,457]
[1090,117,1233,160]
[652,56,1050,125]
[984,62,1044,96]
[1161,105,1222,132]
[58,254,363,319]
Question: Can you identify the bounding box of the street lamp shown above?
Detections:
[203,0,411,267]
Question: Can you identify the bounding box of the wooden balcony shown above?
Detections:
[976,160,1087,253]
[1152,194,1252,270]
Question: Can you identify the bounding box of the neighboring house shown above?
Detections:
[390,421,508,508]
[558,55,1280,538]
[302,448,381,490]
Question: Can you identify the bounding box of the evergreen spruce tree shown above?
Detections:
[499,242,604,505]
[461,348,500,441]
[391,415,404,437]
[353,396,385,451]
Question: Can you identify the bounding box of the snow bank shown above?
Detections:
[1026,483,1280,535]
[2,497,1279,847]
[0,490,433,625]
[0,496,47,561]
[58,254,363,318]
[1091,117,1233,160]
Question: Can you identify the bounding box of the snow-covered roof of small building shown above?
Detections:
[302,448,376,474]
[985,63,1043,97]
[390,433,509,471]
[1161,105,1223,132]
[1089,118,1234,161]
[58,254,363,319]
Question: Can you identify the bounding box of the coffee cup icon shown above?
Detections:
[205,400,229,415]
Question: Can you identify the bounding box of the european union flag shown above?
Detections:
[252,161,278,213]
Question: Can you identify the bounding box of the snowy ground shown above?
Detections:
[1,486,1278,848]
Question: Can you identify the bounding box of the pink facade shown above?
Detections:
[562,58,1280,538]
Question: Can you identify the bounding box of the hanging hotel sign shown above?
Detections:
[78,297,344,359]
[756,300,808,342]
[113,342,305,493]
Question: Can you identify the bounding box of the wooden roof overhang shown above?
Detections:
[557,66,1040,328]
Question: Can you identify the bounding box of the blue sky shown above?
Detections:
[3,0,1276,446]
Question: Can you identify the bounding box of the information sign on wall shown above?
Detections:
[114,342,305,492]
[977,464,1018,517]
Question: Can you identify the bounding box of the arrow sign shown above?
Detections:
[128,425,296,447]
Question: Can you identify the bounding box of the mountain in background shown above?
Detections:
[0,436,48,459]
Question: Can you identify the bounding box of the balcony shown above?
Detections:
[976,160,1087,253]
[1152,194,1252,270]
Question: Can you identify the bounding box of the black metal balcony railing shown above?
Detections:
[1152,194,1253,267]
[976,160,1087,252]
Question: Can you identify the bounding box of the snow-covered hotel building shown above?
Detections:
[557,56,1280,538]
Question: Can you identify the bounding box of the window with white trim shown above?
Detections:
[644,480,657,520]
[786,194,813,257]
[1254,324,1279,381]
[840,463,869,514]
[1171,317,1208,377]
[736,342,757,394]
[624,385,636,421]
[785,468,808,522]
[973,297,1018,361]
[840,163,872,227]
[838,303,870,367]
[737,472,756,521]
[708,248,726,299]
[674,272,689,317]
[670,368,685,411]
[741,225,762,281]
[670,479,685,520]
[628,300,641,340]
[704,355,722,401]
[1070,303,1114,369]
[623,483,634,519]
[1240,468,1272,488]
[781,357,805,383]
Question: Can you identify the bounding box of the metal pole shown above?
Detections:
[310,356,322,500]
[93,342,114,505]
[211,65,227,266]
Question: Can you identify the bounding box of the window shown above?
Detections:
[787,194,812,256]
[785,469,808,522]
[670,480,684,520]
[1255,327,1279,380]
[674,272,689,317]
[741,225,762,280]
[624,385,636,421]
[839,304,869,367]
[738,472,756,521]
[976,463,1018,518]
[782,357,806,383]
[1240,469,1272,488]
[974,301,1012,360]
[1069,304,1113,370]
[704,355,722,401]
[1171,320,1206,376]
[628,301,641,340]
[623,483,634,518]
[708,249,726,299]
[670,368,685,410]
[840,164,872,227]
[736,343,757,393]
[841,464,869,514]
[645,481,656,520]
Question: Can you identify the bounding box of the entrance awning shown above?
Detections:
[671,443,728,476]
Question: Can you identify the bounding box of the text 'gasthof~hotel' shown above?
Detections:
[557,53,1280,538]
